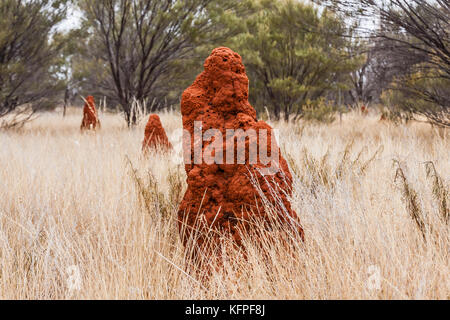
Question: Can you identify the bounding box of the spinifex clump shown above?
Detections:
[178,47,304,258]
[142,114,172,153]
[80,96,101,131]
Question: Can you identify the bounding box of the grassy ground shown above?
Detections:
[0,108,448,299]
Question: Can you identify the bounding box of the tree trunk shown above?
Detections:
[124,106,138,127]
[284,104,291,122]
[274,105,280,121]
[63,87,69,118]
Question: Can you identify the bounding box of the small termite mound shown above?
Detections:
[80,96,101,131]
[142,114,172,153]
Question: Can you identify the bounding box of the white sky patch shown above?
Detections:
[56,6,82,32]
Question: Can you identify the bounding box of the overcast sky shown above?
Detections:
[56,5,82,32]
[55,2,378,34]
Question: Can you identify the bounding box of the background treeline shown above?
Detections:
[0,0,448,127]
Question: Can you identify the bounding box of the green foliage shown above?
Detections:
[302,98,338,124]
[74,0,251,125]
[385,69,450,127]
[0,0,68,127]
[232,0,361,121]
[380,89,414,125]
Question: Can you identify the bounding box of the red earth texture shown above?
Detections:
[80,96,100,131]
[142,114,172,153]
[178,47,304,255]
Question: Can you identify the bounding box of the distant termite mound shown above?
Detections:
[80,96,100,131]
[178,47,304,258]
[361,105,368,115]
[142,114,172,153]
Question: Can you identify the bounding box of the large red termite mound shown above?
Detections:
[80,96,100,131]
[178,47,304,255]
[142,114,172,153]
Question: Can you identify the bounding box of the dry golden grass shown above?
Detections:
[0,108,448,299]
